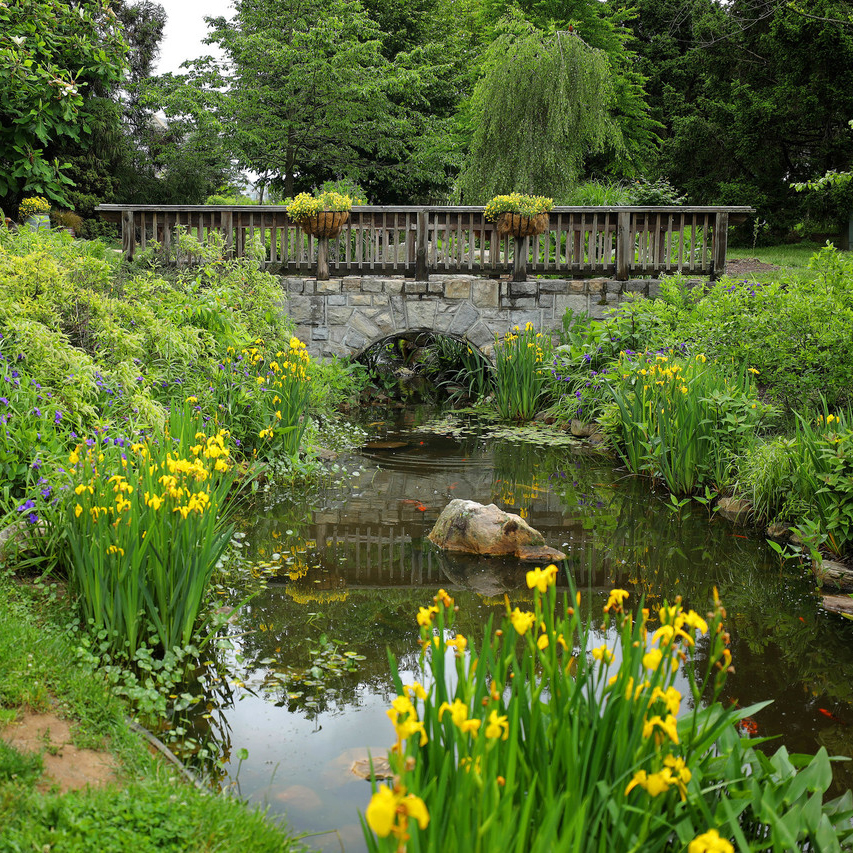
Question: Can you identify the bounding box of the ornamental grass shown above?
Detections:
[605,352,769,495]
[494,322,551,421]
[363,572,853,852]
[65,403,241,657]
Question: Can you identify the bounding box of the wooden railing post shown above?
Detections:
[616,210,631,281]
[121,209,135,262]
[316,236,330,280]
[513,237,528,281]
[711,211,729,280]
[224,210,234,257]
[415,209,428,280]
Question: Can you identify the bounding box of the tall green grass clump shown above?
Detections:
[789,407,853,556]
[64,404,242,656]
[494,322,551,421]
[363,575,853,852]
[605,352,771,494]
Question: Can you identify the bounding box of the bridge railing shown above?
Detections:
[96,204,754,281]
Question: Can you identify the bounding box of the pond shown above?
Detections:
[191,408,853,851]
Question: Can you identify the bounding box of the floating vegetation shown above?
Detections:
[416,412,594,450]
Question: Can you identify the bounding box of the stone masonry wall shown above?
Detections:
[282,274,671,359]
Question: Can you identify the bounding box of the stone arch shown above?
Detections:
[351,328,492,364]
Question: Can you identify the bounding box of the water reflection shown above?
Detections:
[201,412,853,848]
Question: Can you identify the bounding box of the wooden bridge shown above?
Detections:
[97,204,753,282]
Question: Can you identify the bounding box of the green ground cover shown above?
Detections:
[0,576,305,852]
[727,241,832,283]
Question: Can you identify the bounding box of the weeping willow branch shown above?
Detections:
[459,23,623,203]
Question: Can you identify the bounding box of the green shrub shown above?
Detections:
[626,177,686,206]
[613,247,853,412]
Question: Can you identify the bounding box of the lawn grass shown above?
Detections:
[726,240,853,283]
[0,574,307,852]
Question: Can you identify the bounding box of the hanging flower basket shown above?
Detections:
[496,212,550,238]
[484,193,553,239]
[287,190,361,239]
[298,210,350,239]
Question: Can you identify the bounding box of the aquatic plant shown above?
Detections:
[788,405,853,556]
[605,352,770,494]
[494,322,550,421]
[64,403,242,656]
[363,576,853,852]
[216,336,312,459]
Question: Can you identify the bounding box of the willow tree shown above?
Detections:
[458,22,623,202]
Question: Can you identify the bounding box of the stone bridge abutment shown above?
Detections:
[282,274,669,359]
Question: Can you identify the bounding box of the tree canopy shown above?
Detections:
[0,0,128,205]
[458,21,621,202]
[2,0,852,233]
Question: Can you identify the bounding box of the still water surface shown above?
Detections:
[199,410,853,850]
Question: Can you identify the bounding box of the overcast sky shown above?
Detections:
[154,0,234,75]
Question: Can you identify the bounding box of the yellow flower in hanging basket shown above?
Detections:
[484,193,553,238]
[287,190,357,238]
[18,196,51,219]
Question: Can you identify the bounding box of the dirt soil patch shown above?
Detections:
[725,257,780,278]
[2,711,118,793]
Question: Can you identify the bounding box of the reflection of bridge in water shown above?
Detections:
[255,441,648,594]
[307,510,629,593]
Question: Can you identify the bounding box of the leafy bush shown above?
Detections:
[364,579,853,852]
[546,309,650,424]
[626,177,686,206]
[0,229,317,452]
[614,248,853,411]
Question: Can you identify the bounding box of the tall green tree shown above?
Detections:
[155,0,408,199]
[0,0,128,207]
[58,1,172,222]
[476,0,660,178]
[618,0,853,232]
[458,20,622,201]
